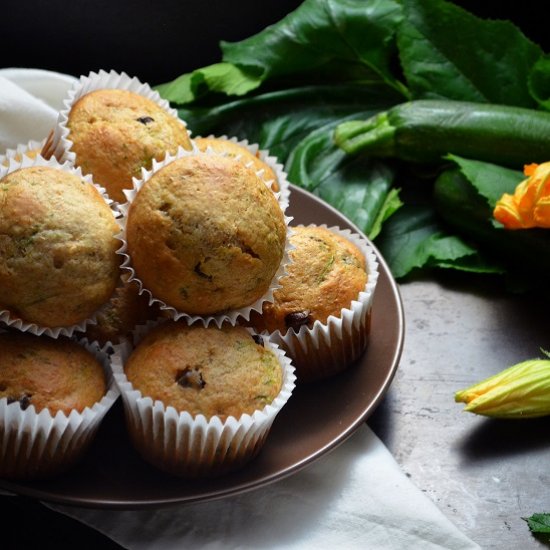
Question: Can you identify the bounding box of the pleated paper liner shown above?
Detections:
[0,138,45,166]
[111,320,296,478]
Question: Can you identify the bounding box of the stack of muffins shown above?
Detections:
[0,69,379,480]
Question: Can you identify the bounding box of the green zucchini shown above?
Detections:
[433,168,550,273]
[334,100,550,169]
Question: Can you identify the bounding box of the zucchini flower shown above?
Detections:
[455,352,550,418]
[493,162,550,229]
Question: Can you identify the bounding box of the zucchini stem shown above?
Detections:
[334,112,396,156]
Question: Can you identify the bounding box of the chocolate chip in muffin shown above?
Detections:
[252,334,265,347]
[194,262,213,282]
[136,116,155,125]
[176,367,206,390]
[6,393,32,410]
[285,310,311,331]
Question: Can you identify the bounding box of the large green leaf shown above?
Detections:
[155,63,262,105]
[221,0,406,93]
[375,203,504,278]
[446,155,523,207]
[398,0,543,106]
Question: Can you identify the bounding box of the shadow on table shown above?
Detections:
[532,533,550,548]
[456,416,550,460]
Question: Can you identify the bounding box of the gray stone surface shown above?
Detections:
[370,274,550,549]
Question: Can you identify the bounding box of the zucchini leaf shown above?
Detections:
[446,155,523,207]
[432,165,550,286]
[221,0,406,94]
[155,63,262,105]
[398,0,543,107]
[375,203,504,278]
[524,513,550,534]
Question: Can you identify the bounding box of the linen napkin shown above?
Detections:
[49,425,479,550]
[0,69,481,550]
[0,68,77,151]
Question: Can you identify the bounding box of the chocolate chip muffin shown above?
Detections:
[193,136,279,192]
[124,153,287,317]
[0,331,118,480]
[124,322,283,420]
[250,225,368,334]
[0,332,106,415]
[0,164,120,329]
[114,321,295,477]
[248,225,378,383]
[65,88,192,202]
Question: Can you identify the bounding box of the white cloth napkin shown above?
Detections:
[0,69,481,550]
[0,68,77,151]
[48,425,479,550]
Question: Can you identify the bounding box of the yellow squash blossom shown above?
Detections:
[493,162,550,229]
[455,353,550,418]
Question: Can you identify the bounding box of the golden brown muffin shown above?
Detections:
[193,137,279,192]
[0,332,106,415]
[125,154,287,316]
[66,89,192,202]
[0,165,120,327]
[124,322,283,421]
[249,225,368,334]
[84,277,161,346]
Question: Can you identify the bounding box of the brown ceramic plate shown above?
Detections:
[0,184,405,509]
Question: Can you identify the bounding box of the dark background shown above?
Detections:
[3,0,304,85]
[2,1,547,86]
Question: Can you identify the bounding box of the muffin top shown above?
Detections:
[67,89,192,202]
[193,137,279,192]
[249,226,368,334]
[124,322,283,421]
[0,332,107,415]
[84,276,160,346]
[125,154,287,316]
[0,166,120,327]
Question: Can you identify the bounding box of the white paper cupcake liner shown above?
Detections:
[194,134,291,213]
[116,145,294,328]
[0,336,119,479]
[41,69,191,167]
[263,224,379,383]
[111,321,296,477]
[0,153,121,338]
[0,138,46,166]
